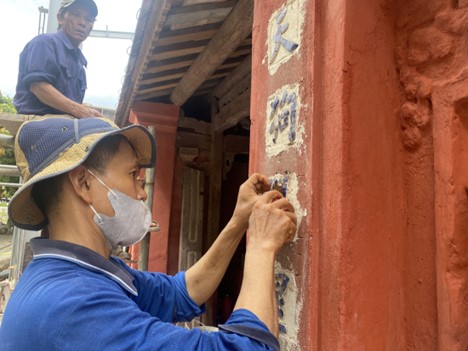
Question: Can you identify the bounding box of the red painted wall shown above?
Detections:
[251,0,468,350]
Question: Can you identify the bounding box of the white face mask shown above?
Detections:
[87,169,152,250]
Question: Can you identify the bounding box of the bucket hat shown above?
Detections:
[59,0,98,18]
[8,117,156,230]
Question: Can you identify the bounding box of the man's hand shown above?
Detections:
[72,105,105,118]
[232,173,271,232]
[30,82,105,118]
[247,190,297,253]
[234,191,296,335]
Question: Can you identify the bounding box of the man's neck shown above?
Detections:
[47,214,112,259]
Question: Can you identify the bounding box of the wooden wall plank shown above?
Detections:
[218,73,251,108]
[224,135,249,154]
[214,87,250,132]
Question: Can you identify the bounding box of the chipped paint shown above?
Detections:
[267,0,305,75]
[275,262,302,351]
[269,172,307,240]
[265,83,305,158]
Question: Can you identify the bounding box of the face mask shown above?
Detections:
[87,169,152,250]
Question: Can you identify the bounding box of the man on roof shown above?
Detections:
[13,0,104,118]
[0,117,297,350]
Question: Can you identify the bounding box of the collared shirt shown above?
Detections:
[0,238,275,350]
[13,30,88,115]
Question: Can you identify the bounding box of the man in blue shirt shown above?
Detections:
[0,117,297,350]
[14,0,104,118]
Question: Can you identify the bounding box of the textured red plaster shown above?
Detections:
[251,0,468,349]
[432,75,468,350]
[397,1,468,349]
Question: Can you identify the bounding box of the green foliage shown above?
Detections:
[0,91,18,201]
[0,91,16,114]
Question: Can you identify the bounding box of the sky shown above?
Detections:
[0,0,142,110]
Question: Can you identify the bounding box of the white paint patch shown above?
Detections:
[275,262,302,351]
[265,83,305,158]
[269,172,307,240]
[267,0,306,75]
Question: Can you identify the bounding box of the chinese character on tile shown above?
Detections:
[271,8,299,63]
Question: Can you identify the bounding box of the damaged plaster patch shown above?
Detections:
[265,83,305,157]
[269,172,307,240]
[275,262,302,351]
[267,0,305,75]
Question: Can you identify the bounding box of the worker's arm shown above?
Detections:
[30,82,104,118]
[233,193,296,335]
[184,173,271,306]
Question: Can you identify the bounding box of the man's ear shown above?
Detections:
[67,165,92,204]
[57,12,63,24]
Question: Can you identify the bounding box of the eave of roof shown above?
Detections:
[115,0,170,126]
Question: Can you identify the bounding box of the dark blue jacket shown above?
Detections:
[14,30,87,115]
[0,238,275,350]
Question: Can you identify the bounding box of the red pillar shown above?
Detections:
[129,101,179,273]
[251,0,468,350]
[250,0,410,350]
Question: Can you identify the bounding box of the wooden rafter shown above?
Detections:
[165,7,232,30]
[170,0,254,106]
[218,73,251,108]
[151,39,210,61]
[115,0,170,125]
[154,24,220,47]
[213,54,251,99]
[167,1,236,14]
[135,88,174,101]
[145,56,197,75]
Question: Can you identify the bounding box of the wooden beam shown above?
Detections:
[213,54,251,99]
[145,56,240,76]
[214,87,250,132]
[193,87,217,97]
[166,7,232,30]
[178,117,211,135]
[227,46,251,59]
[140,72,185,86]
[168,1,236,14]
[176,131,211,149]
[155,28,217,48]
[146,57,196,75]
[170,0,253,106]
[152,40,209,61]
[139,70,229,97]
[136,82,178,97]
[135,89,173,101]
[218,73,251,109]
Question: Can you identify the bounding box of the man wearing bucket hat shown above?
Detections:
[0,117,297,350]
[14,0,104,119]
